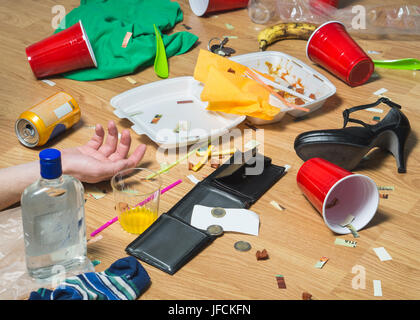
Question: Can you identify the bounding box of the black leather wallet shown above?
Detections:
[126,149,286,275]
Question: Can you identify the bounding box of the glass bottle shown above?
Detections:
[21,148,88,279]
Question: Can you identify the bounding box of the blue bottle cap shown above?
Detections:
[39,148,62,179]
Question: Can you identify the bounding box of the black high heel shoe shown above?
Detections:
[294,97,411,173]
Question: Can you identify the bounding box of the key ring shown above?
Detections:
[207,37,223,51]
[207,37,233,56]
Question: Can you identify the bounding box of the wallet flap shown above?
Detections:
[212,148,259,180]
[211,152,285,203]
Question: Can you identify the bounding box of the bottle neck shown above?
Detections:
[39,175,64,187]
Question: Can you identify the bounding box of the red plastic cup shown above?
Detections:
[296,158,379,234]
[189,0,248,16]
[306,21,374,87]
[26,21,97,79]
[311,0,339,8]
[309,0,339,15]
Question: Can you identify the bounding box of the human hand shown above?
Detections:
[61,120,146,183]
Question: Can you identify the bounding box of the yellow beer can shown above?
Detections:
[15,92,81,147]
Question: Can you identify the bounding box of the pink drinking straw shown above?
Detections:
[89,179,182,237]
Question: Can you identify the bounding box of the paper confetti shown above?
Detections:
[223,35,238,39]
[187,174,201,185]
[151,114,163,124]
[373,280,382,296]
[92,259,101,266]
[125,76,137,84]
[225,23,235,30]
[210,160,221,169]
[275,275,286,289]
[87,234,103,245]
[177,100,194,104]
[377,186,394,191]
[373,247,392,261]
[366,108,384,113]
[339,215,359,238]
[374,88,388,96]
[347,224,360,238]
[314,256,329,269]
[270,200,284,211]
[367,50,382,54]
[41,79,56,86]
[122,31,132,48]
[85,185,106,200]
[302,292,312,300]
[334,238,357,248]
[256,249,269,260]
[379,194,389,199]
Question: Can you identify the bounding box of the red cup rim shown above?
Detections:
[322,173,379,234]
[189,0,209,16]
[306,20,345,61]
[25,47,39,77]
[346,56,374,86]
[78,20,97,67]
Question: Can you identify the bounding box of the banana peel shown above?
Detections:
[258,22,318,51]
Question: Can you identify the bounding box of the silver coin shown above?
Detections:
[234,241,251,252]
[207,224,224,236]
[211,207,226,218]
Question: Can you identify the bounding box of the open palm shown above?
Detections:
[61,121,146,183]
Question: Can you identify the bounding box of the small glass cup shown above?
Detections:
[111,168,161,235]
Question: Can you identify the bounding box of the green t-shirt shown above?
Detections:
[55,0,198,81]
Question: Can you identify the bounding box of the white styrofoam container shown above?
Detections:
[110,76,246,148]
[230,51,336,124]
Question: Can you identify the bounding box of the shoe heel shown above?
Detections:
[388,130,408,173]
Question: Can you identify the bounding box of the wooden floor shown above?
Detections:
[1,0,419,300]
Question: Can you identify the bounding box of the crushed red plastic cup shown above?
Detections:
[306,21,374,87]
[189,0,248,16]
[26,20,97,79]
[297,158,379,234]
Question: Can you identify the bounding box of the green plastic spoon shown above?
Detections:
[373,58,420,71]
[153,24,169,78]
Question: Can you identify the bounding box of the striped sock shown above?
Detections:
[28,256,150,300]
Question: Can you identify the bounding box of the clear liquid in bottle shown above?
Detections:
[21,148,88,279]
